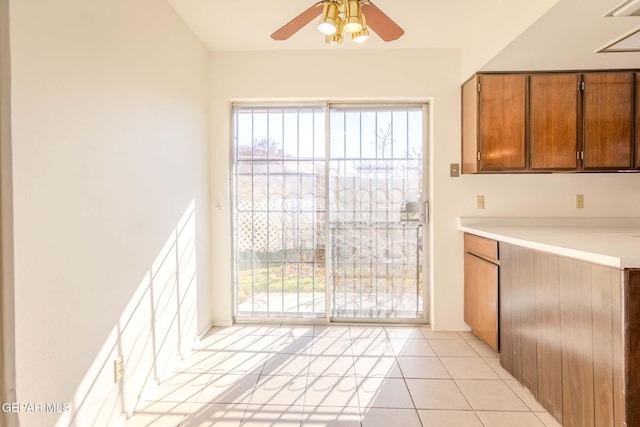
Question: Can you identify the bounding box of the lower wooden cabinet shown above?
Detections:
[463,234,499,351]
[464,253,499,350]
[532,252,563,422]
[500,245,537,397]
[500,242,638,427]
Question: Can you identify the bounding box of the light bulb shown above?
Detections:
[318,22,337,35]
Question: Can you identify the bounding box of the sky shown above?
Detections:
[234,106,423,161]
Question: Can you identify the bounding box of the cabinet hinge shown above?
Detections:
[477,151,481,161]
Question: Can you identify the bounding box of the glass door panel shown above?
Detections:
[328,107,424,319]
[233,106,326,317]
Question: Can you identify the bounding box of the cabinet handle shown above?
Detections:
[477,152,481,161]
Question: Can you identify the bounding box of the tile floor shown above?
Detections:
[125,325,562,427]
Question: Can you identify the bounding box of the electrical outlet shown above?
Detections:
[576,194,584,209]
[476,195,485,210]
[114,355,124,383]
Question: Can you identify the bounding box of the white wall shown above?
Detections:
[9,0,210,425]
[481,0,640,73]
[460,0,559,79]
[208,49,462,326]
[208,49,640,331]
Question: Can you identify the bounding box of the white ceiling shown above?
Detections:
[168,0,640,74]
[167,0,556,50]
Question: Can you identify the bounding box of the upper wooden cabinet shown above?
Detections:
[583,72,634,170]
[636,73,639,169]
[462,74,527,173]
[462,70,639,174]
[530,74,579,171]
[462,76,479,174]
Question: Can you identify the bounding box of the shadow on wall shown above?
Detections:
[53,200,200,427]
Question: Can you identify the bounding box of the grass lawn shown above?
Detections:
[237,263,326,304]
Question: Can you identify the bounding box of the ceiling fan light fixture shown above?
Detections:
[352,14,369,43]
[325,33,343,44]
[344,0,363,33]
[352,30,369,43]
[325,16,344,44]
[318,1,339,35]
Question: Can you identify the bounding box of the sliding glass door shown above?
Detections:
[232,104,427,321]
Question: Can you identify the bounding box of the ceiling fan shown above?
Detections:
[271,0,404,44]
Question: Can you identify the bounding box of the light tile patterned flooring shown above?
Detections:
[125,325,562,427]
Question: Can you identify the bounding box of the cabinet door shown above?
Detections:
[583,72,634,170]
[464,252,499,351]
[530,74,580,170]
[478,74,527,171]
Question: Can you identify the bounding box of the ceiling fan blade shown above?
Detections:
[271,1,325,41]
[361,1,404,42]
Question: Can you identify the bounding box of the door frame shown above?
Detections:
[1,0,18,424]
[229,99,432,325]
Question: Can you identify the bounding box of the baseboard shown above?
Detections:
[197,321,214,339]
[212,319,233,327]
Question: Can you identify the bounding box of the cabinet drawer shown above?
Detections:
[464,233,499,263]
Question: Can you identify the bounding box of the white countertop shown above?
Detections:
[459,217,640,269]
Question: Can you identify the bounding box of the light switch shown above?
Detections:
[476,195,485,210]
[576,194,584,209]
[450,163,460,177]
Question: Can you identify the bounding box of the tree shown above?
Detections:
[371,122,394,158]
